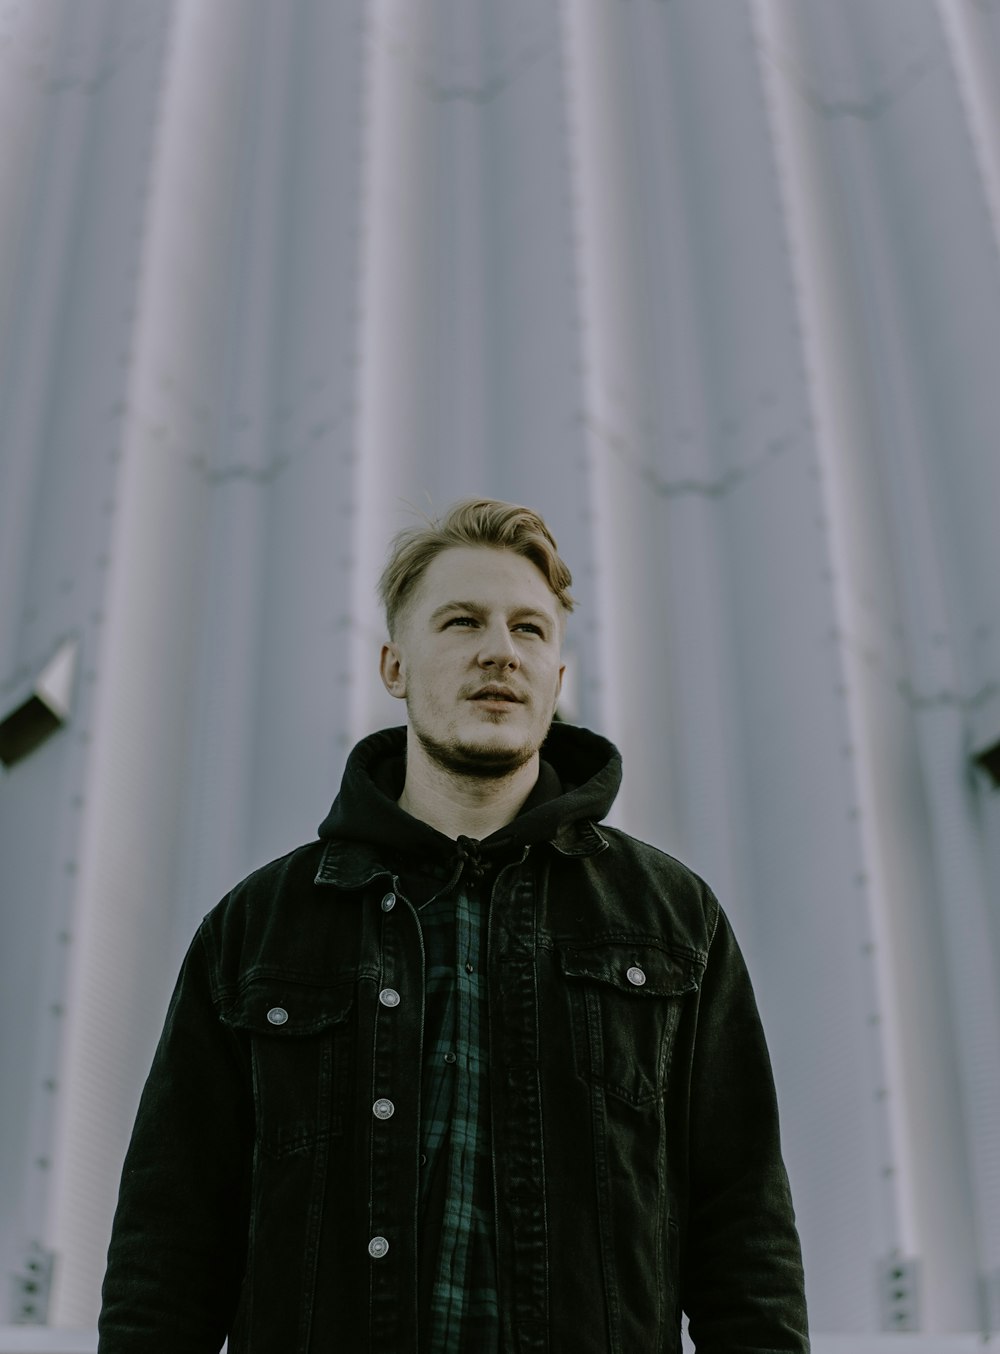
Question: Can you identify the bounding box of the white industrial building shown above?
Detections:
[1,0,998,1348]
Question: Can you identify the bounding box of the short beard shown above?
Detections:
[410,715,540,780]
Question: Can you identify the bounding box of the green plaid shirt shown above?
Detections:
[401,858,499,1353]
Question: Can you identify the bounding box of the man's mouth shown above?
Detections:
[470,688,522,703]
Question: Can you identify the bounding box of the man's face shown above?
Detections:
[380,546,566,778]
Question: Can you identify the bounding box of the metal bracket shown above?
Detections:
[879,1254,920,1331]
[0,637,78,768]
[973,736,1000,788]
[10,1242,55,1324]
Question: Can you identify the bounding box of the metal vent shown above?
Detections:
[0,639,77,768]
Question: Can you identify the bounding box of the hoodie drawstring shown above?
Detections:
[455,835,487,884]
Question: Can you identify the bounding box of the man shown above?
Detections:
[99,497,809,1352]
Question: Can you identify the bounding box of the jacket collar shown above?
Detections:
[550,819,609,857]
[315,817,609,890]
[315,839,396,891]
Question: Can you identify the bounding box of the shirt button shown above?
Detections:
[443,1051,457,1065]
[379,988,400,1007]
[381,892,396,912]
[419,1152,428,1167]
[266,1006,288,1025]
[368,1236,389,1259]
[465,961,474,974]
[373,1098,395,1120]
[626,966,647,987]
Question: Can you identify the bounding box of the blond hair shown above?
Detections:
[378,498,575,637]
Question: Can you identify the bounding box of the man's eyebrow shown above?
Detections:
[429,600,486,621]
[428,600,554,625]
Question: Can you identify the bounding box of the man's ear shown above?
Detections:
[379,642,406,700]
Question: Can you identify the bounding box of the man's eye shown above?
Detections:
[444,617,543,635]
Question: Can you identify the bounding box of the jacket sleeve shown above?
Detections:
[98,921,252,1353]
[681,899,810,1353]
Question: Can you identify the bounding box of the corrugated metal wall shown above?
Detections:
[0,0,998,1335]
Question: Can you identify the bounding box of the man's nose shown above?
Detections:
[478,624,519,669]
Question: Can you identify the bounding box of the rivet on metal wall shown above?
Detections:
[879,1256,920,1331]
[11,1242,55,1324]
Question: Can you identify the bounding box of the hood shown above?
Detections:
[317,723,622,871]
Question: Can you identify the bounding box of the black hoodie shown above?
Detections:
[316,722,624,882]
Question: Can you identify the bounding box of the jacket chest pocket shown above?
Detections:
[559,943,703,1106]
[221,979,355,1158]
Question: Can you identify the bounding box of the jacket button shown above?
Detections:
[381,892,396,912]
[368,1236,389,1259]
[373,1098,395,1120]
[379,988,400,1007]
[443,1051,457,1065]
[626,966,646,987]
[266,1006,289,1025]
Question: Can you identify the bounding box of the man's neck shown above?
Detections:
[397,737,540,841]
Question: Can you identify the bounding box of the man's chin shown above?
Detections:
[413,727,539,779]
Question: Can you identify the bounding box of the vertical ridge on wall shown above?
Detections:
[750,0,915,1268]
[46,0,259,1321]
[0,1,109,665]
[749,0,998,1329]
[935,0,1000,277]
[170,0,296,951]
[350,1,442,741]
[0,0,182,1321]
[558,0,682,847]
[837,0,1000,1312]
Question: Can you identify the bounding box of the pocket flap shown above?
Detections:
[558,943,703,998]
[220,976,354,1035]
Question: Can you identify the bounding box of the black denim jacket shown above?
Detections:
[99,725,809,1353]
